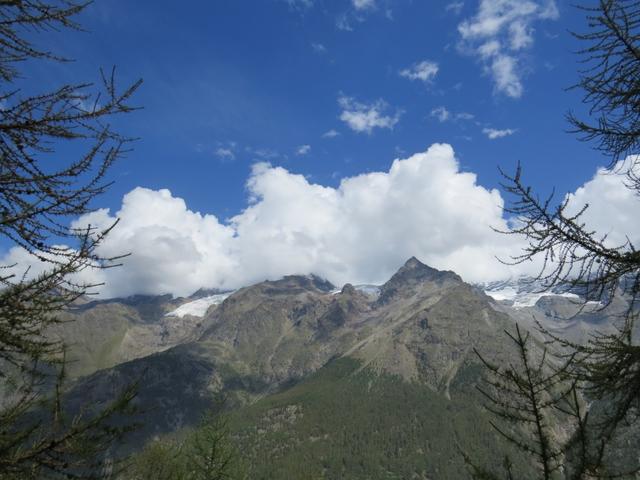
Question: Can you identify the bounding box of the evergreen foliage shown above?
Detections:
[474,1,640,477]
[124,411,245,480]
[227,358,533,480]
[0,1,142,477]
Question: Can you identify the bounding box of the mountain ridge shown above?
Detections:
[59,257,525,452]
[22,253,633,480]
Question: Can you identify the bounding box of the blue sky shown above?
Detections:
[6,0,637,297]
[36,0,599,215]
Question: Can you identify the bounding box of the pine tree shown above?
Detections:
[0,1,141,477]
[469,1,640,478]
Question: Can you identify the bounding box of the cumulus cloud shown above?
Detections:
[399,60,439,83]
[1,245,78,283]
[64,189,237,297]
[458,0,559,97]
[483,127,517,139]
[338,95,401,134]
[3,144,543,298]
[11,146,638,299]
[563,159,640,249]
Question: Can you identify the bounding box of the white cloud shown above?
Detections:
[296,144,311,155]
[478,39,500,58]
[446,2,465,15]
[247,147,279,160]
[64,189,237,297]
[431,106,451,122]
[456,112,475,121]
[336,13,353,31]
[353,0,375,10]
[458,0,559,98]
[1,246,69,283]
[15,148,639,300]
[322,129,340,138]
[337,0,391,30]
[13,148,640,299]
[509,20,533,50]
[430,107,474,123]
[311,42,327,54]
[399,60,439,83]
[4,144,546,297]
[563,159,640,249]
[286,0,313,9]
[338,95,401,134]
[540,0,559,20]
[483,127,517,139]
[215,147,235,161]
[490,54,522,97]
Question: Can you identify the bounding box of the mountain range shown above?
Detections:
[53,257,637,479]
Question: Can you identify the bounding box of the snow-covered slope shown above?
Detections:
[481,277,581,309]
[166,292,234,318]
[485,285,581,308]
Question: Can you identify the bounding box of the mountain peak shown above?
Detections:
[257,274,335,295]
[395,256,455,280]
[401,256,432,271]
[377,257,463,304]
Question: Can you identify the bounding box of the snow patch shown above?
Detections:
[166,293,233,318]
[485,288,580,309]
[355,284,381,298]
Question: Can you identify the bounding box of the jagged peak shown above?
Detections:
[377,257,463,304]
[396,256,441,277]
[188,287,232,300]
[394,257,461,281]
[403,256,425,269]
[252,274,335,294]
[294,274,335,292]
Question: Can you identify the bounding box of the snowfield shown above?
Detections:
[484,286,581,309]
[166,292,234,318]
